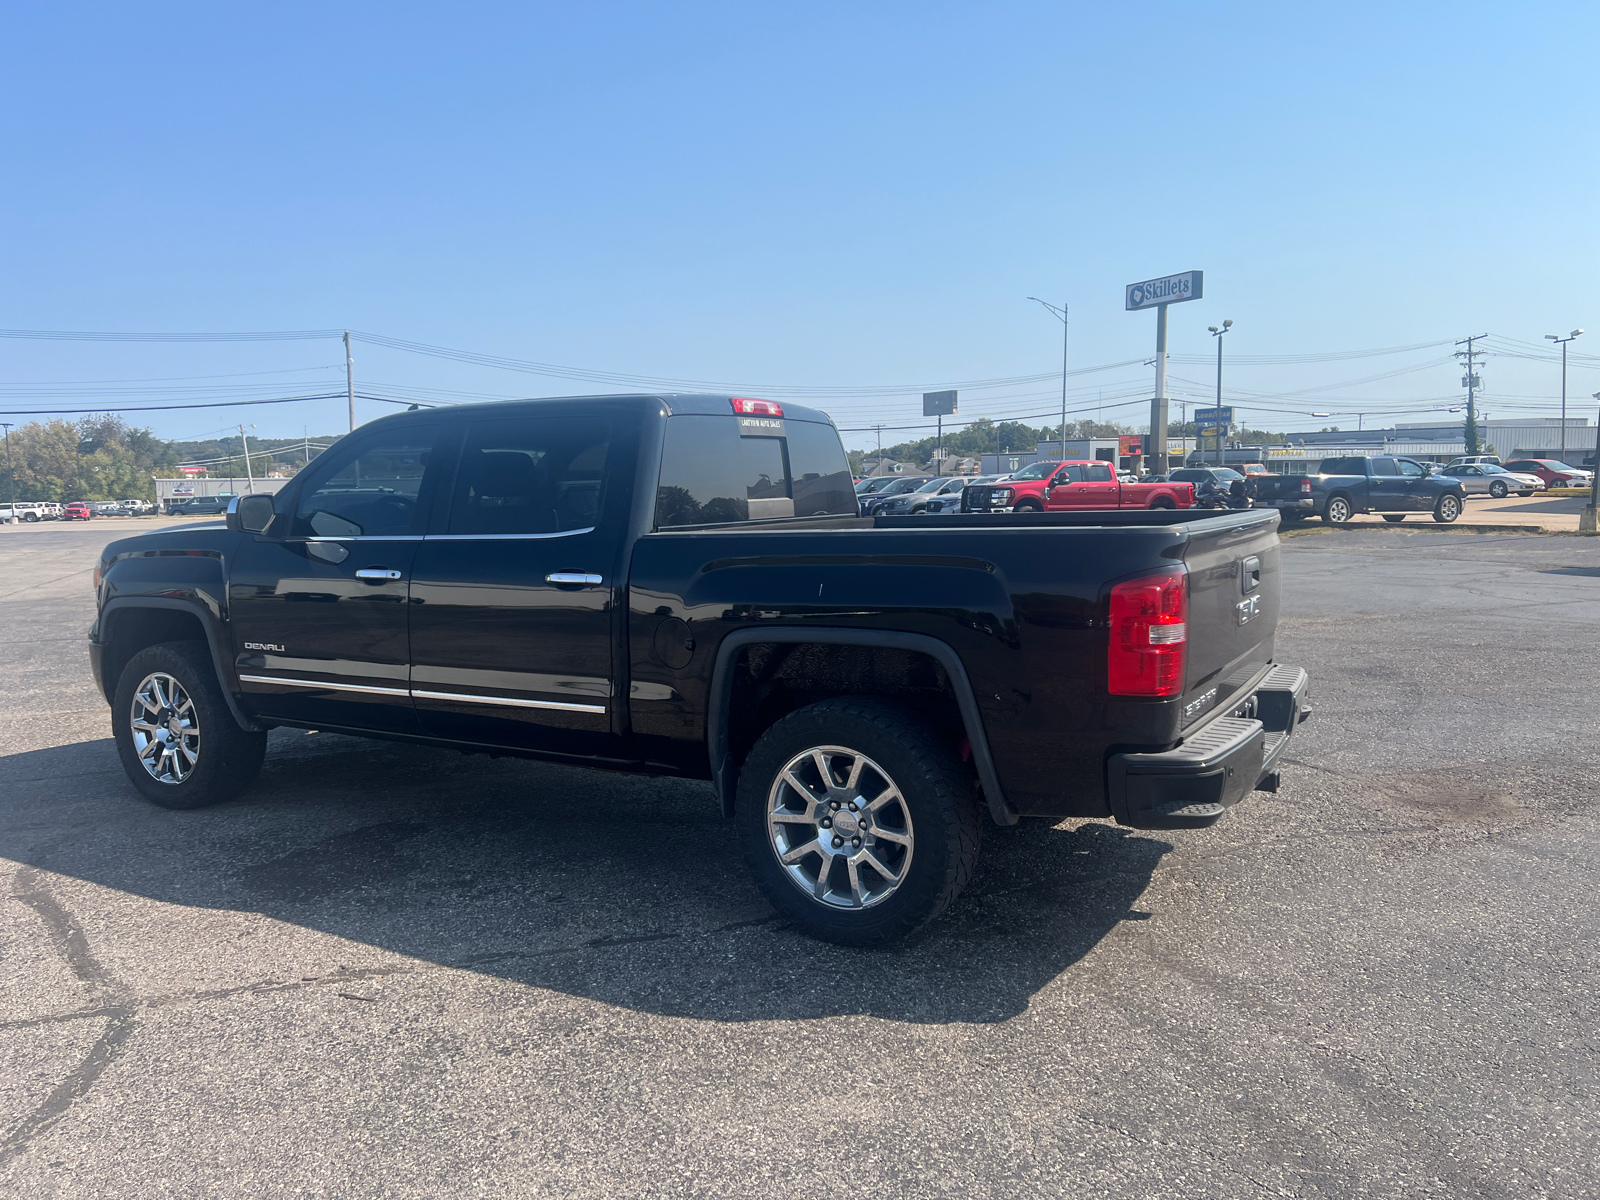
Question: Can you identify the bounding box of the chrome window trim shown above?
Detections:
[300,535,426,543]
[411,689,606,714]
[423,527,596,542]
[238,674,411,698]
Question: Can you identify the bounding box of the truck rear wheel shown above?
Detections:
[1382,514,1405,523]
[112,641,267,810]
[1323,494,1353,525]
[736,698,981,946]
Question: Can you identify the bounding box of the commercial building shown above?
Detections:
[1187,418,1596,472]
[152,476,290,511]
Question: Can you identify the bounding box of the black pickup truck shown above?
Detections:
[1252,455,1467,524]
[90,394,1311,944]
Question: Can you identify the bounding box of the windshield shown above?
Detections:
[913,478,946,493]
[1546,462,1583,472]
[1213,468,1245,482]
[1010,461,1060,481]
[1480,465,1511,474]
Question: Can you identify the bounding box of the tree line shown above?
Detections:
[0,417,340,502]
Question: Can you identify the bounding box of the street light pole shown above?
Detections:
[1027,297,1069,458]
[1545,330,1584,462]
[1208,320,1233,467]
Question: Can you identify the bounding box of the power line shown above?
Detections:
[0,328,341,342]
[0,392,347,416]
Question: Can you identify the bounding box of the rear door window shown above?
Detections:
[446,416,611,536]
[1084,463,1114,482]
[655,416,855,527]
[1371,458,1400,476]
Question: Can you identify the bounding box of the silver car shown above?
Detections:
[1435,463,1545,497]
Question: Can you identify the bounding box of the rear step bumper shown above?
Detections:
[1107,664,1311,830]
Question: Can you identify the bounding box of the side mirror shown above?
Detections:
[228,494,277,534]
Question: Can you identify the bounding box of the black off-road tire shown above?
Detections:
[1014,500,1042,513]
[1433,493,1462,523]
[1382,514,1405,523]
[112,641,267,810]
[736,698,981,946]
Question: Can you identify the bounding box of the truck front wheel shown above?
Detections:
[1433,494,1462,523]
[736,698,981,946]
[112,641,267,810]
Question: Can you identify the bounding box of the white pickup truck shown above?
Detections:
[0,502,52,523]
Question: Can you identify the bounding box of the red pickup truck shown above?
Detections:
[962,460,1194,513]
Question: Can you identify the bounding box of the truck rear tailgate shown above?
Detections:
[1178,509,1280,729]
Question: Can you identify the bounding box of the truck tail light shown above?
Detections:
[1107,568,1188,697]
[731,397,783,417]
[1299,479,1312,494]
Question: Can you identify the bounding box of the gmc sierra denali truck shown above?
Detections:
[89,394,1311,945]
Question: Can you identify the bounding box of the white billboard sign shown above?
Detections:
[1125,271,1203,311]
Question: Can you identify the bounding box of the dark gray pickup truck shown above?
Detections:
[1253,455,1468,525]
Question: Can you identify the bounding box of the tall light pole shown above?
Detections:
[1544,329,1583,462]
[1027,297,1068,458]
[1207,320,1233,466]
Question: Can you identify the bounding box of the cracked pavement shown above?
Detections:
[2,521,1597,1198]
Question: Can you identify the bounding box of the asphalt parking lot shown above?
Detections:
[3,520,1598,1199]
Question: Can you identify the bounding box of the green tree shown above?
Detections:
[3,415,181,501]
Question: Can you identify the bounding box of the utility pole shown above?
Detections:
[1454,334,1488,454]
[1,423,14,520]
[1545,329,1584,462]
[1584,392,1600,534]
[239,425,255,494]
[873,424,884,467]
[344,330,356,433]
[1027,297,1069,459]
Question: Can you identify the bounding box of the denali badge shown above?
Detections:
[244,642,285,652]
[1236,595,1260,626]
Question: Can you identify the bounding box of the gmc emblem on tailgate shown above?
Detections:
[1236,595,1261,626]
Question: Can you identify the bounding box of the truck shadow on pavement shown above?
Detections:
[2,732,1172,1025]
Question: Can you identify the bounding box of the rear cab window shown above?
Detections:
[1319,457,1368,476]
[655,407,855,528]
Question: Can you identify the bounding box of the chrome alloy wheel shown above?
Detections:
[766,745,915,909]
[129,671,201,784]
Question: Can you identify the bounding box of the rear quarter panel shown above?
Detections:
[626,519,1208,816]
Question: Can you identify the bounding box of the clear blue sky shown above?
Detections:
[3,1,1596,450]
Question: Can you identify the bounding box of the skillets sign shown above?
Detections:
[1125,271,1203,311]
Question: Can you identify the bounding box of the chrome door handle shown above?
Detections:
[546,571,603,586]
[354,568,403,581]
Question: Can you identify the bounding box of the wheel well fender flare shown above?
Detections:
[99,597,267,732]
[707,627,1017,827]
